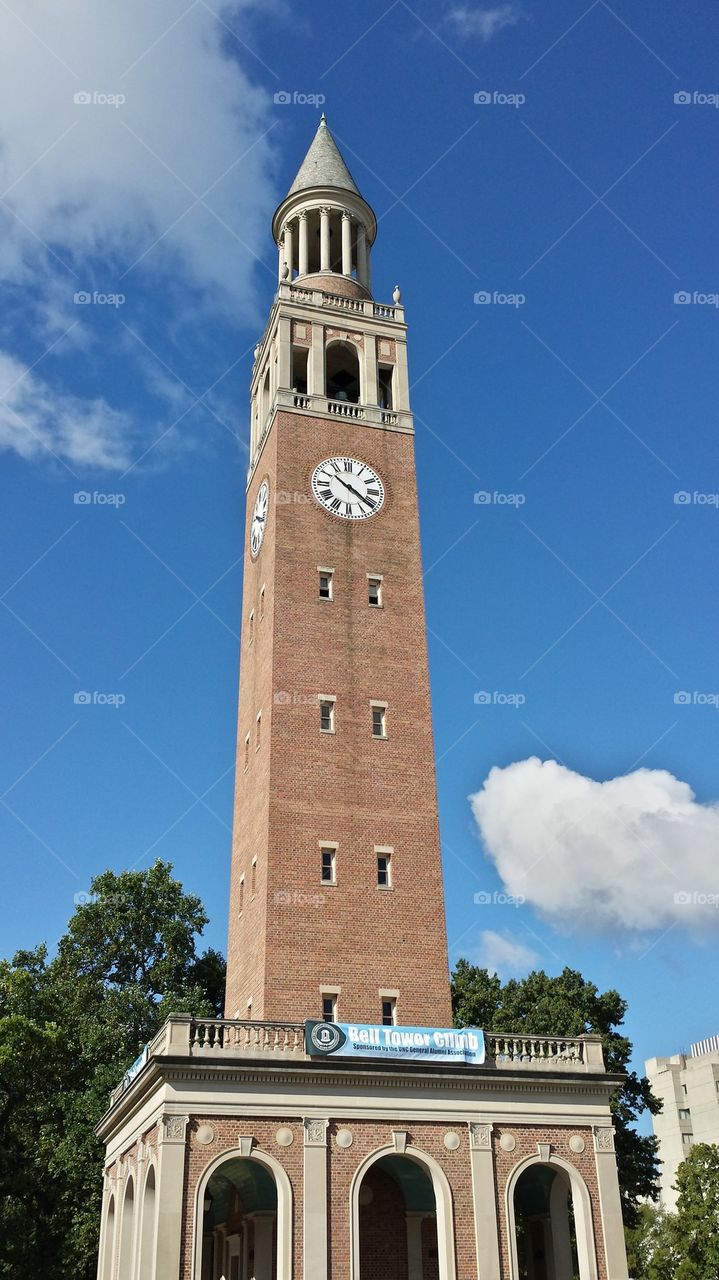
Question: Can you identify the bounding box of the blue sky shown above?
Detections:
[1,1,718,1099]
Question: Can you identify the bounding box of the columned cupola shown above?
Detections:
[271,114,377,298]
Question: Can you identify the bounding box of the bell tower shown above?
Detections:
[225,117,452,1027]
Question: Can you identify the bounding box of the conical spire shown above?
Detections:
[287,116,360,197]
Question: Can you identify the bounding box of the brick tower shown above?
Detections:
[225,115,452,1027]
[96,119,631,1280]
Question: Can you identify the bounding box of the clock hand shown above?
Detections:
[340,479,371,506]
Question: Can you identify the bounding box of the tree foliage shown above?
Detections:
[451,961,661,1224]
[0,861,225,1280]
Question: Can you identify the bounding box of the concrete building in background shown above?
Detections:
[646,1036,719,1210]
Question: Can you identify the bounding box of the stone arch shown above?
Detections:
[138,1161,157,1280]
[325,338,362,404]
[117,1175,135,1280]
[505,1153,598,1280]
[350,1143,457,1280]
[99,1191,116,1280]
[192,1144,293,1280]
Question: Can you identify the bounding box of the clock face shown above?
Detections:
[311,457,385,521]
[250,480,269,558]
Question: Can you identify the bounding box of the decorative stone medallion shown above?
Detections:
[275,1127,294,1148]
[336,1129,353,1149]
[593,1126,615,1153]
[569,1134,586,1155]
[195,1124,215,1146]
[443,1131,460,1151]
[499,1133,517,1153]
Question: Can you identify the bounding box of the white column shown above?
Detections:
[283,221,294,280]
[277,314,292,390]
[364,334,378,406]
[468,1123,501,1280]
[319,208,331,272]
[303,1119,328,1280]
[356,223,368,287]
[152,1115,188,1280]
[593,1127,629,1280]
[394,339,411,412]
[298,211,309,276]
[252,1213,275,1280]
[309,322,324,397]
[405,1212,425,1280]
[341,210,352,276]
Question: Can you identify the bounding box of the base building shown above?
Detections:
[96,118,630,1280]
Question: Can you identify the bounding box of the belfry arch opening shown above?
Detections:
[357,1154,440,1280]
[326,340,360,404]
[200,1157,279,1280]
[512,1163,588,1280]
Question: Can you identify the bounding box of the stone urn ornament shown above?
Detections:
[393,284,401,304]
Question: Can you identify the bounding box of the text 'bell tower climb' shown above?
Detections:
[225,116,452,1028]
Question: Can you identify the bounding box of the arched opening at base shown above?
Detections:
[200,1158,278,1280]
[513,1165,581,1280]
[358,1154,439,1280]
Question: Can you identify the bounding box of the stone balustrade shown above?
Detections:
[280,281,404,322]
[110,1016,606,1101]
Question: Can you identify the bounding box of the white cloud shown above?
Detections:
[0,0,277,316]
[470,929,539,976]
[0,2,278,469]
[0,350,135,470]
[448,4,523,40]
[471,758,719,933]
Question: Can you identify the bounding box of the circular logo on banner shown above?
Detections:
[307,1021,346,1055]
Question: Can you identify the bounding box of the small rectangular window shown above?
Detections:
[319,570,333,600]
[682,1084,688,1095]
[239,875,245,914]
[246,997,253,1020]
[244,733,250,771]
[368,576,382,607]
[319,698,335,733]
[381,998,396,1026]
[249,608,255,642]
[259,585,266,620]
[378,364,394,411]
[256,712,261,750]
[371,704,387,738]
[322,994,337,1023]
[682,1132,693,1146]
[377,852,392,888]
[321,847,336,884]
[678,1108,691,1121]
[251,859,257,896]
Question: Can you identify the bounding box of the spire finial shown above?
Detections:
[320,112,327,124]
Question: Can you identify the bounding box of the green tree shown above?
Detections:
[0,861,225,1280]
[642,1144,719,1280]
[451,961,661,1224]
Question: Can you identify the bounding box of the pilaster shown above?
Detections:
[303,1118,328,1280]
[152,1114,188,1280]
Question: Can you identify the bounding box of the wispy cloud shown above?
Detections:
[469,929,539,976]
[447,4,524,41]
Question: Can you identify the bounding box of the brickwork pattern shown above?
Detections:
[225,406,452,1026]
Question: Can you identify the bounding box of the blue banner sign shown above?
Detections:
[305,1021,485,1065]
